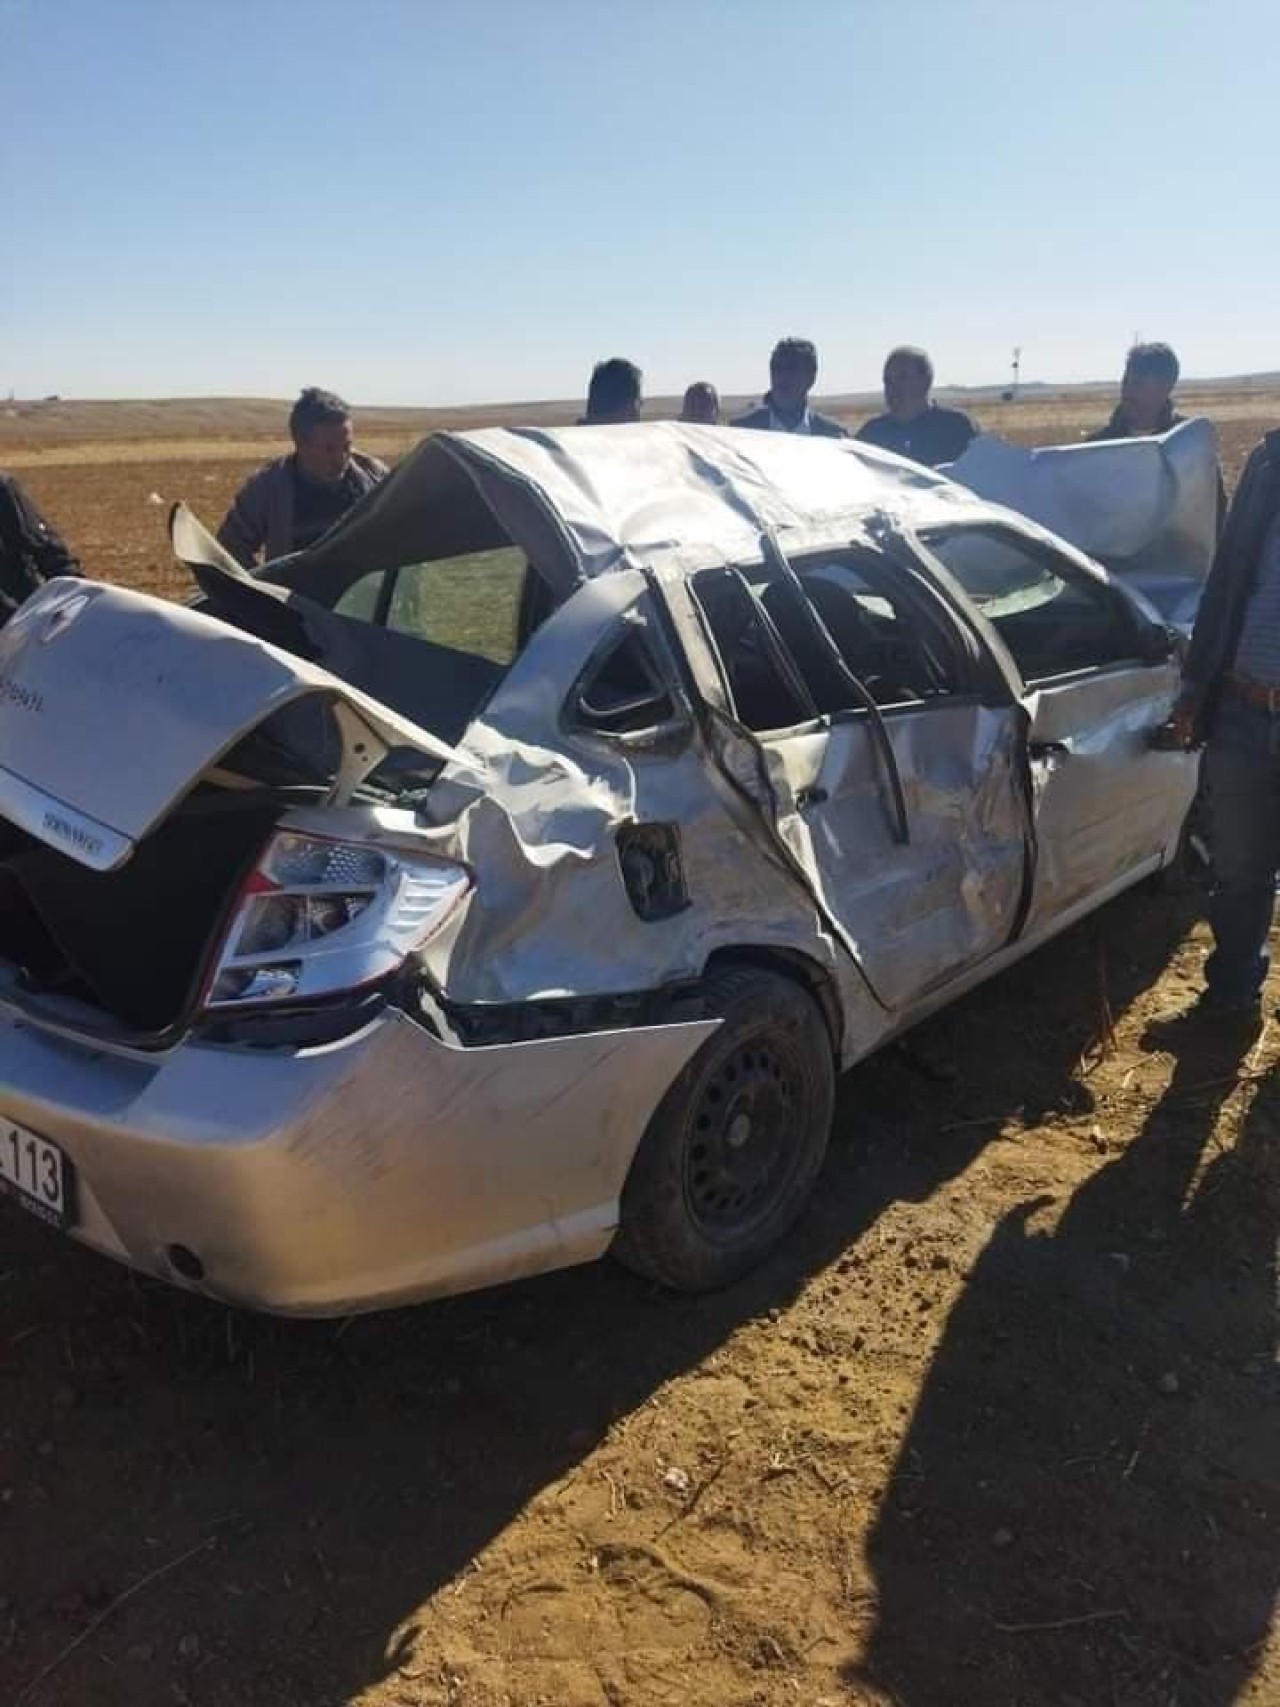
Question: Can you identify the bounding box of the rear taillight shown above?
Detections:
[202,831,469,1010]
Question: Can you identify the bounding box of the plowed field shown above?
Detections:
[1,393,1276,1707]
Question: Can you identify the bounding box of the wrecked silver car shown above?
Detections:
[0,423,1205,1314]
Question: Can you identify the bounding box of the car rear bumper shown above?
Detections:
[0,1005,714,1315]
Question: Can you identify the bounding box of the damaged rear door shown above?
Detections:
[668,541,1029,1013]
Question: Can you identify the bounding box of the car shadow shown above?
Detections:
[1,887,1203,1707]
[854,996,1279,1705]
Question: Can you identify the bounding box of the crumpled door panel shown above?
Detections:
[761,701,1027,1011]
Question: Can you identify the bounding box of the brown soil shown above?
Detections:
[1,399,1277,1707]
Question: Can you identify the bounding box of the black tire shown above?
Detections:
[613,967,835,1292]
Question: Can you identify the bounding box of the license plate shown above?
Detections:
[0,1117,72,1228]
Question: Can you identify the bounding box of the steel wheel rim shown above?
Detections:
[684,1030,804,1237]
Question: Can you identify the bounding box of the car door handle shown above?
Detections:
[1029,740,1070,761]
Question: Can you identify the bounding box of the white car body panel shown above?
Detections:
[0,422,1211,1312]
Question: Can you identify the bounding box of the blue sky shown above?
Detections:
[3,0,1272,405]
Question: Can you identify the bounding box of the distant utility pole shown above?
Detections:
[1004,346,1022,403]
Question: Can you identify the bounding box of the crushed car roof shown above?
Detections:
[282,424,983,598]
[277,417,1220,601]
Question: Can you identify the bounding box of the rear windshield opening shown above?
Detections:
[333,546,529,664]
[239,546,561,751]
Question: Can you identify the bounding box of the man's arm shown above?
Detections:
[1172,439,1271,735]
[216,469,271,568]
[943,411,978,462]
[1,475,79,578]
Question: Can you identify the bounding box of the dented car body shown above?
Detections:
[0,422,1209,1313]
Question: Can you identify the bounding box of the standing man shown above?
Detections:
[856,346,977,467]
[1087,342,1184,440]
[731,339,846,437]
[579,358,643,425]
[1165,426,1280,1022]
[0,471,80,623]
[680,381,720,425]
[217,387,388,567]
[1088,342,1225,530]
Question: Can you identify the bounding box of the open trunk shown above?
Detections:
[0,578,465,1036]
[0,790,282,1033]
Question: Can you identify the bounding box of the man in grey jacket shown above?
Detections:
[217,387,388,567]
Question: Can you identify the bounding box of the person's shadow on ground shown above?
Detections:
[855,1014,1279,1706]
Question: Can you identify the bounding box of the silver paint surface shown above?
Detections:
[0,422,1209,1310]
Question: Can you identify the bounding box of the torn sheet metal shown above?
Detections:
[947,418,1219,628]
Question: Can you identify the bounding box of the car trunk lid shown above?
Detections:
[0,577,465,873]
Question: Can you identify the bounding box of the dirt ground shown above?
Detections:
[1,396,1277,1707]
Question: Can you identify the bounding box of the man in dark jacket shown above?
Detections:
[856,346,977,467]
[0,472,80,622]
[1165,428,1280,1020]
[579,358,643,425]
[1089,342,1226,531]
[1087,341,1185,441]
[731,339,846,438]
[217,387,388,567]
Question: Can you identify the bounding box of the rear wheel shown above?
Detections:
[614,967,835,1291]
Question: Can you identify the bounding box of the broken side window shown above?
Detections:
[779,554,962,710]
[570,630,679,737]
[690,568,815,733]
[922,525,1144,683]
[691,555,959,733]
